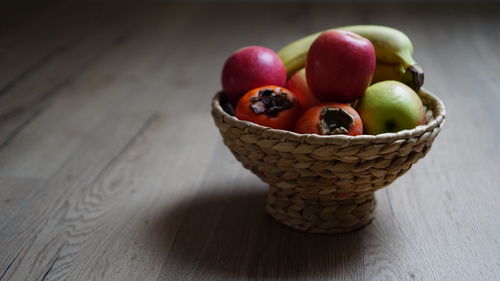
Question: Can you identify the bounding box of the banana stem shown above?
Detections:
[403,64,424,91]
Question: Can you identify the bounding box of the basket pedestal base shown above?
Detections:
[265,186,376,234]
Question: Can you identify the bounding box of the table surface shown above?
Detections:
[1,2,499,281]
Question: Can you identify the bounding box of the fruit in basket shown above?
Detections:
[306,30,376,102]
[295,103,363,136]
[372,62,406,84]
[278,25,424,91]
[222,46,286,104]
[285,68,319,111]
[356,80,425,135]
[235,86,301,130]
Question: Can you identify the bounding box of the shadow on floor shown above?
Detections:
[148,184,394,280]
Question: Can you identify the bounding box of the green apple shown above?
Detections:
[357,81,425,135]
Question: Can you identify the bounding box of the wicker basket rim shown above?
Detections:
[212,88,446,145]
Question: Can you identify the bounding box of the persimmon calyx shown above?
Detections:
[318,107,354,135]
[250,88,292,117]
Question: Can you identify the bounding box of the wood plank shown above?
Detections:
[0,177,45,229]
[52,113,221,281]
[0,3,86,90]
[0,111,157,281]
[0,3,128,91]
[0,3,219,280]
[0,3,192,178]
[0,3,144,150]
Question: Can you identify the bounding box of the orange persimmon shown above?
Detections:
[235,86,301,131]
[295,103,363,136]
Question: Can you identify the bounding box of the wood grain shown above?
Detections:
[0,3,499,281]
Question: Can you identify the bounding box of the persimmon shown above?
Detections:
[295,103,363,136]
[285,68,320,112]
[235,86,301,130]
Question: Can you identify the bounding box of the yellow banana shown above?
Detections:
[278,25,424,90]
[401,64,424,91]
[341,25,415,66]
[372,62,406,84]
[371,62,424,90]
[279,32,321,78]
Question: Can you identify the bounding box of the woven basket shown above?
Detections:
[211,88,446,234]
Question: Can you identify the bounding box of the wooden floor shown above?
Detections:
[1,2,499,281]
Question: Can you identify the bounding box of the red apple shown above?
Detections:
[306,30,376,102]
[285,68,320,112]
[221,46,286,104]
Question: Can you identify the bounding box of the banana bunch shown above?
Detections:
[278,25,424,91]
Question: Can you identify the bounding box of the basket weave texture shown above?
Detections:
[211,89,446,233]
